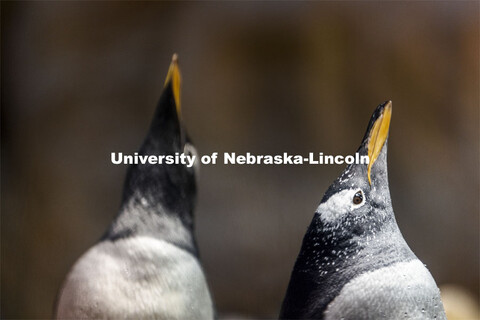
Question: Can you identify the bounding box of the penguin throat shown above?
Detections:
[103,191,198,255]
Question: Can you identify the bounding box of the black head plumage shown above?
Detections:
[104,56,199,250]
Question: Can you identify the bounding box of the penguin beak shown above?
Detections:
[140,54,184,155]
[161,53,187,147]
[164,53,182,119]
[363,101,392,185]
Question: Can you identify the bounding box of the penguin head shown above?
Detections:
[316,101,393,237]
[121,54,199,226]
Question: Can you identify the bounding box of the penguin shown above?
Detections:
[54,54,215,319]
[279,101,446,320]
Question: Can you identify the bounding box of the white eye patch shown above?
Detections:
[316,189,365,224]
[183,143,200,174]
[183,143,197,159]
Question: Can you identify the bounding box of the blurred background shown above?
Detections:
[1,2,479,319]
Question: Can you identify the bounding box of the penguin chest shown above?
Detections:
[323,259,446,320]
[56,236,214,319]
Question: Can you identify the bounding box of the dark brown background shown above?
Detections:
[2,2,479,319]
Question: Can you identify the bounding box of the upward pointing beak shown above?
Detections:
[164,53,182,118]
[363,101,392,185]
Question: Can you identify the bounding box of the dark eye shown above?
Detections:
[353,191,363,205]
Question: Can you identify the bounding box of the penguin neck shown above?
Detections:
[281,216,413,318]
[295,213,406,274]
[103,187,198,256]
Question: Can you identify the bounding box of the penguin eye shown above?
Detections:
[183,143,196,158]
[183,142,199,175]
[353,191,363,205]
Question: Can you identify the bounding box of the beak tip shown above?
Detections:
[385,100,392,110]
[172,53,179,64]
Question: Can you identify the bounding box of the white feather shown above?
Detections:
[324,259,446,319]
[55,236,214,320]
